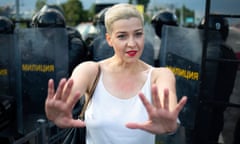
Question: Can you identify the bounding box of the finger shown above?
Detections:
[55,78,67,100]
[125,122,143,129]
[152,85,161,109]
[163,88,169,110]
[70,119,86,128]
[126,122,150,133]
[174,96,187,114]
[139,93,153,115]
[62,79,74,102]
[47,79,55,99]
[57,119,86,128]
[67,91,81,109]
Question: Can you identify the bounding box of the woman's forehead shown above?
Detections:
[111,17,143,33]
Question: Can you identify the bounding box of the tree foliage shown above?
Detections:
[176,5,195,26]
[0,6,14,17]
[61,0,88,26]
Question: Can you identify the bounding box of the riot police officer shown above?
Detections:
[0,15,16,143]
[192,15,238,144]
[88,7,113,61]
[30,5,89,126]
[0,16,14,34]
[31,4,66,28]
[151,10,178,66]
[151,10,178,39]
[31,5,88,75]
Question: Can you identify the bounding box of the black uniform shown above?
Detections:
[188,15,238,144]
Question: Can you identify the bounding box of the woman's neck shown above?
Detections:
[105,57,147,74]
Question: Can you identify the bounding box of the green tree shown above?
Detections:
[176,5,195,26]
[88,4,96,22]
[61,0,87,26]
[35,0,47,12]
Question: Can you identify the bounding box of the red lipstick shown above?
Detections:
[127,50,137,57]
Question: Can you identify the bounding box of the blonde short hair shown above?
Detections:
[104,3,144,34]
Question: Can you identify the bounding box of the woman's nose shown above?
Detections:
[127,37,136,47]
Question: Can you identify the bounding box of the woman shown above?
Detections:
[45,3,187,144]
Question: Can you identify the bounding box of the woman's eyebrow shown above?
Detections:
[116,28,143,34]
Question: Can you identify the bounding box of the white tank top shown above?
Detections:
[85,68,155,144]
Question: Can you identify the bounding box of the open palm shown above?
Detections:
[45,78,85,128]
[126,85,187,134]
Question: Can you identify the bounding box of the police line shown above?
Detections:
[0,28,69,135]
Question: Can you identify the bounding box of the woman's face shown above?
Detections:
[106,17,144,62]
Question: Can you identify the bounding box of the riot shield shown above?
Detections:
[221,27,240,144]
[158,25,226,144]
[0,34,15,96]
[0,34,16,135]
[141,39,155,66]
[67,26,88,74]
[15,28,68,134]
[159,25,223,128]
[159,26,203,129]
[91,26,113,61]
[92,36,114,61]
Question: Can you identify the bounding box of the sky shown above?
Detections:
[0,0,205,13]
[1,0,240,21]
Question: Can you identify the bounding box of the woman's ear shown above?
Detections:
[106,33,113,47]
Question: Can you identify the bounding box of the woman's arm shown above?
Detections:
[45,61,99,128]
[154,67,178,111]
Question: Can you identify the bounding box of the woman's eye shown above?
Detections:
[117,34,125,39]
[135,32,143,37]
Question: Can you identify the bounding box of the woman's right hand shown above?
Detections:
[45,78,85,128]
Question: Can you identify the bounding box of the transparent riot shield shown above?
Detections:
[0,34,15,96]
[140,39,155,66]
[0,34,17,135]
[92,37,114,61]
[144,22,160,66]
[222,26,240,144]
[15,28,68,134]
[92,25,114,61]
[159,26,203,129]
[158,25,224,144]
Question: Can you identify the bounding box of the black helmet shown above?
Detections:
[198,15,229,41]
[31,6,66,28]
[93,7,109,26]
[40,4,64,15]
[0,16,14,34]
[151,10,178,38]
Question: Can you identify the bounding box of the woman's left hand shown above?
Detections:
[126,84,187,134]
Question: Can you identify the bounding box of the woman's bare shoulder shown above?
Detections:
[71,61,100,78]
[153,67,173,73]
[69,61,101,95]
[152,67,175,79]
